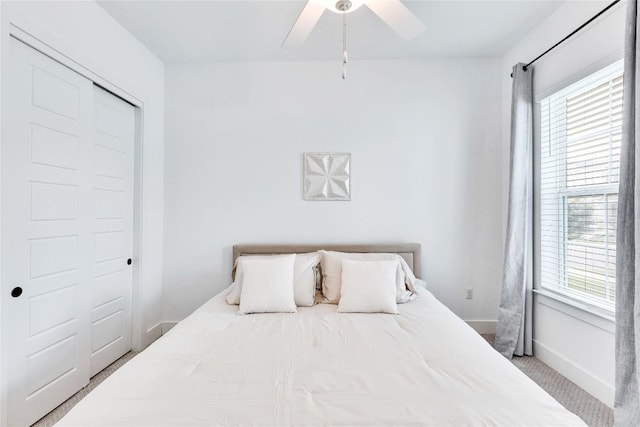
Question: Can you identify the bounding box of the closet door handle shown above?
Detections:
[127,258,132,266]
[11,287,23,298]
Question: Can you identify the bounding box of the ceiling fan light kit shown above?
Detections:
[282,0,426,80]
[335,0,353,12]
[328,0,365,13]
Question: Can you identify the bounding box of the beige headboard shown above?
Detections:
[232,243,421,277]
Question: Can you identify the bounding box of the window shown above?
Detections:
[539,61,623,310]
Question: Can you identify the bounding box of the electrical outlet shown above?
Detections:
[466,288,473,300]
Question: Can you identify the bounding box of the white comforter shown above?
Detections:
[57,288,585,426]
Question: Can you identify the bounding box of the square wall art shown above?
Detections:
[303,152,351,201]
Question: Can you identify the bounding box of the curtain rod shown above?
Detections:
[510,0,621,77]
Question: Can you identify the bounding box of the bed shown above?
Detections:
[56,244,585,426]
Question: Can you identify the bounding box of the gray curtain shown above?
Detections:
[616,1,640,425]
[495,63,533,359]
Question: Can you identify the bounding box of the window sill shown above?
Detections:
[533,289,615,334]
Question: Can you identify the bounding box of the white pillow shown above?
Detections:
[319,251,417,304]
[237,255,296,315]
[227,252,320,307]
[337,260,399,314]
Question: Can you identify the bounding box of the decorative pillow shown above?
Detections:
[237,255,296,315]
[337,260,399,314]
[294,252,321,306]
[398,256,422,295]
[319,251,418,304]
[227,252,320,307]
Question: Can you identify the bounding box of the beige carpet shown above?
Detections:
[34,336,613,427]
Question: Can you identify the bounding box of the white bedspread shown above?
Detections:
[57,288,585,426]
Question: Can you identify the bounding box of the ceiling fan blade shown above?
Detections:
[365,0,426,40]
[282,0,327,48]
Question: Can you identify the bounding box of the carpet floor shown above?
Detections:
[33,335,613,427]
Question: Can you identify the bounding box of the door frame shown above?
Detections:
[0,21,147,426]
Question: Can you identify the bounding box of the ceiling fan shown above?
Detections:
[282,0,426,48]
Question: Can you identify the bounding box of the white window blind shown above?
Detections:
[539,60,623,309]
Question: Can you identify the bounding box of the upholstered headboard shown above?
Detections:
[232,244,421,277]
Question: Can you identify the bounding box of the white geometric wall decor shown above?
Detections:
[303,153,351,201]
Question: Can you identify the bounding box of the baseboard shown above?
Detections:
[533,339,614,407]
[466,320,497,334]
[161,321,178,335]
[141,322,163,349]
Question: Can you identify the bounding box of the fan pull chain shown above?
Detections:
[342,11,348,80]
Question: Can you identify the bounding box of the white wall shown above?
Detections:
[500,1,625,407]
[163,58,503,328]
[0,0,165,348]
[0,4,4,423]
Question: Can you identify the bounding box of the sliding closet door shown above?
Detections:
[2,36,94,427]
[89,86,134,377]
[2,38,135,426]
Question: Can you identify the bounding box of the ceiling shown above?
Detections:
[98,0,568,63]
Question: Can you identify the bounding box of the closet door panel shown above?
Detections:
[2,37,94,427]
[89,86,134,378]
